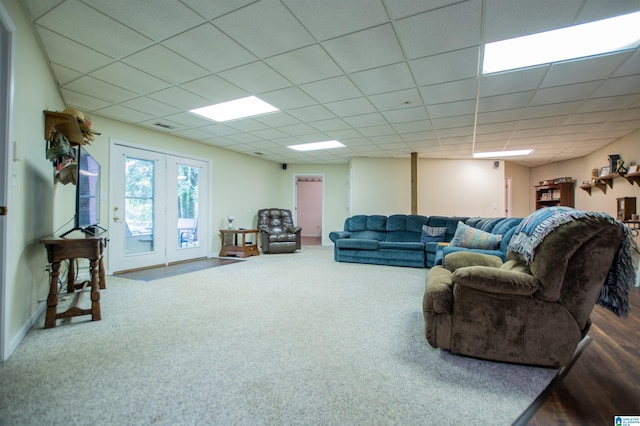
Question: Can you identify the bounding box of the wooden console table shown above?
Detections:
[40,236,107,328]
[219,229,259,258]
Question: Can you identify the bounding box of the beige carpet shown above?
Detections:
[0,246,557,425]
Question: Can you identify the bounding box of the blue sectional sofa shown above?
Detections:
[329,214,522,268]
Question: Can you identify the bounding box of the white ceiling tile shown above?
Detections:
[218,61,292,94]
[359,125,397,137]
[259,87,318,110]
[279,123,318,137]
[174,128,220,140]
[226,119,271,133]
[343,113,387,128]
[516,116,564,130]
[401,131,438,142]
[139,119,185,132]
[382,107,429,124]
[164,112,218,128]
[283,0,388,41]
[198,124,240,137]
[310,119,351,132]
[613,50,640,77]
[393,121,433,133]
[180,75,247,104]
[83,0,205,41]
[226,133,263,143]
[36,0,152,58]
[90,62,170,95]
[575,94,640,113]
[163,24,256,73]
[60,89,110,111]
[180,0,256,20]
[148,87,210,110]
[287,105,336,122]
[394,1,482,59]
[22,0,63,20]
[95,105,155,123]
[522,102,582,119]
[250,128,289,140]
[478,91,535,113]
[255,113,301,128]
[432,115,475,130]
[368,88,422,111]
[530,81,602,106]
[213,0,314,58]
[266,45,342,85]
[384,0,460,20]
[411,47,479,86]
[420,79,478,104]
[483,0,582,42]
[427,100,476,119]
[62,76,138,103]
[327,129,364,140]
[322,25,405,73]
[324,98,377,117]
[479,67,547,97]
[36,27,112,73]
[51,63,82,85]
[541,52,631,88]
[561,111,615,125]
[577,1,640,23]
[300,76,362,103]
[350,63,415,95]
[590,75,640,98]
[123,45,209,85]
[477,109,524,125]
[437,126,474,138]
[121,97,181,117]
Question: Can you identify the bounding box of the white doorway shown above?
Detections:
[0,1,15,362]
[295,175,323,245]
[109,141,209,272]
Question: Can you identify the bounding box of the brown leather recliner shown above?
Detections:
[257,208,302,254]
[423,213,632,367]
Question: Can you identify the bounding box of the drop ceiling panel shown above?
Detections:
[123,45,208,84]
[283,0,389,41]
[35,0,152,58]
[212,0,315,58]
[23,1,640,166]
[162,24,256,73]
[83,0,205,41]
[410,47,479,86]
[321,25,405,73]
[394,1,482,59]
[266,45,342,85]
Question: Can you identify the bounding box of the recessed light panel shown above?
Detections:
[473,149,533,158]
[190,96,279,122]
[483,11,640,74]
[288,140,345,151]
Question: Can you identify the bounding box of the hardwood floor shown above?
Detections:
[528,285,640,425]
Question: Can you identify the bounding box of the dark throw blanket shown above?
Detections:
[509,206,636,317]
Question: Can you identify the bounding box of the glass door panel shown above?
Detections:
[125,157,155,255]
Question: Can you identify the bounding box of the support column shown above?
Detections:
[411,152,418,215]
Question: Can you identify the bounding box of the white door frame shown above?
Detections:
[0,1,15,362]
[293,174,325,244]
[109,139,210,272]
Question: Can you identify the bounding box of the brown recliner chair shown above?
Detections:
[423,213,633,367]
[257,208,302,254]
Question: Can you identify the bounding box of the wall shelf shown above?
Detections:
[580,170,640,195]
[624,171,640,187]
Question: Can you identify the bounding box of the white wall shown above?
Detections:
[418,158,505,217]
[350,157,411,215]
[529,130,640,218]
[505,162,531,217]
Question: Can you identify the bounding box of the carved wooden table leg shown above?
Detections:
[45,261,61,329]
[90,258,101,321]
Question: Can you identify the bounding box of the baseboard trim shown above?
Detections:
[3,301,46,362]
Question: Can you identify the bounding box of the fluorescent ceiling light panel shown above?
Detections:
[288,140,345,151]
[190,96,278,122]
[483,11,640,74]
[473,149,533,158]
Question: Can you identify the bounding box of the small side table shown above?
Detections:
[40,236,107,328]
[219,229,260,258]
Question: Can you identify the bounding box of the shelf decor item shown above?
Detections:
[600,166,610,177]
[227,215,234,230]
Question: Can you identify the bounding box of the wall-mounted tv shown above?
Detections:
[61,146,103,237]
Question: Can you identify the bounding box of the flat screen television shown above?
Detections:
[61,146,103,237]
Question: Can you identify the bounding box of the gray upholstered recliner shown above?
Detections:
[423,209,634,367]
[257,208,302,254]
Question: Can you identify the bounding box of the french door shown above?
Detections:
[109,142,208,272]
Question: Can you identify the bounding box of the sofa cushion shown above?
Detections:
[348,215,368,232]
[336,238,379,250]
[367,215,387,231]
[420,225,447,243]
[379,241,424,250]
[449,221,502,250]
[386,214,407,231]
[406,215,429,232]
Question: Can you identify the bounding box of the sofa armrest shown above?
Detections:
[424,266,454,314]
[329,231,350,243]
[452,266,539,296]
[443,251,503,272]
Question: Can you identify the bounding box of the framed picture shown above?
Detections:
[541,193,551,201]
[628,164,639,173]
[599,166,610,177]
